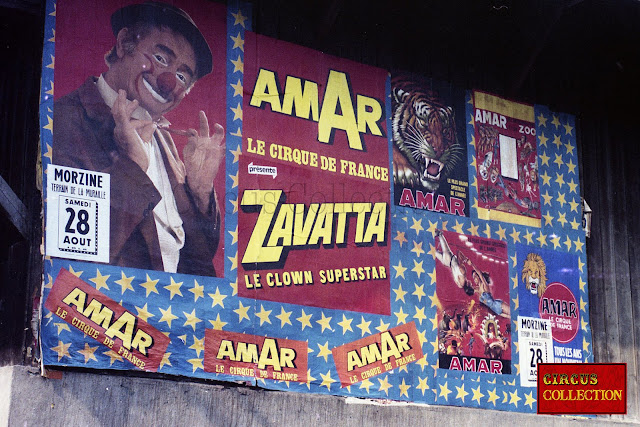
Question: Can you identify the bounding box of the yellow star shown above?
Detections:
[542,212,554,226]
[189,280,204,302]
[158,305,178,328]
[556,192,567,208]
[411,260,424,279]
[208,313,227,330]
[426,220,438,236]
[416,354,429,371]
[234,301,251,322]
[553,153,564,168]
[539,151,550,166]
[304,369,316,390]
[538,132,548,147]
[230,55,244,73]
[564,235,573,251]
[114,271,134,294]
[483,223,492,239]
[255,305,272,326]
[316,312,333,333]
[275,307,293,328]
[570,217,581,230]
[468,113,474,126]
[139,274,159,297]
[512,294,519,310]
[183,309,202,331]
[89,269,110,291]
[190,336,205,357]
[53,322,71,335]
[551,115,561,128]
[580,296,587,313]
[44,273,53,289]
[359,378,374,393]
[471,385,484,404]
[410,217,424,235]
[51,340,71,361]
[428,243,437,260]
[453,220,464,234]
[163,277,183,299]
[317,341,332,362]
[583,336,590,353]
[487,388,499,406]
[429,292,441,311]
[187,358,203,373]
[564,142,575,154]
[581,317,588,332]
[135,303,154,322]
[337,314,353,334]
[524,391,536,409]
[159,352,172,369]
[45,78,54,94]
[230,173,241,192]
[569,198,580,213]
[509,390,521,407]
[540,171,552,186]
[417,329,427,346]
[551,235,561,250]
[394,284,407,302]
[378,375,393,396]
[208,287,227,308]
[398,378,411,398]
[579,277,587,292]
[563,121,574,135]
[553,134,563,149]
[43,114,53,134]
[568,178,578,194]
[524,230,534,245]
[509,227,521,243]
[439,381,452,401]
[229,279,238,296]
[394,307,408,325]
[230,79,243,98]
[394,231,408,247]
[512,275,518,289]
[297,309,313,330]
[413,306,427,325]
[231,127,242,137]
[555,172,565,188]
[410,240,425,257]
[356,316,372,336]
[413,283,426,302]
[467,222,479,236]
[495,225,507,241]
[455,384,469,402]
[393,261,407,279]
[538,191,552,206]
[231,10,248,27]
[230,32,244,51]
[375,319,390,333]
[578,257,585,273]
[104,349,123,365]
[319,370,335,391]
[230,102,243,121]
[228,226,238,246]
[43,143,53,161]
[229,197,239,214]
[77,343,98,363]
[537,113,548,127]
[558,212,568,227]
[566,158,576,174]
[574,237,584,252]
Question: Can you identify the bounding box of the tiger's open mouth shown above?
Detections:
[423,157,444,181]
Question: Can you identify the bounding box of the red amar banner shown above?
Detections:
[238,33,391,315]
[44,268,170,372]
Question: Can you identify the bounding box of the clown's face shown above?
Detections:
[114,27,196,119]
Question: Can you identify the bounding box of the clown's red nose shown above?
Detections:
[156,72,176,94]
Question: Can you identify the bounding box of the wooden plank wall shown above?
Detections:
[580,114,639,421]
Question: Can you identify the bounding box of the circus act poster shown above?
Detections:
[434,230,511,374]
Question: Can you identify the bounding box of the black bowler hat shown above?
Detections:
[111,1,213,79]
